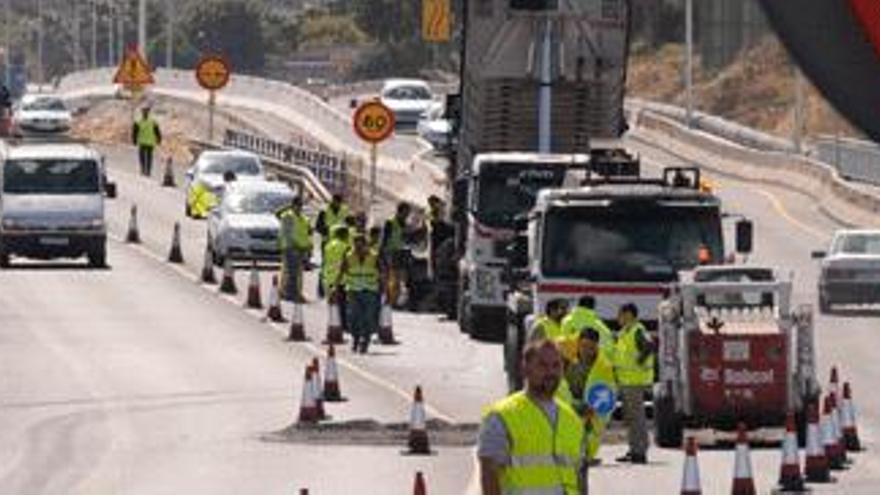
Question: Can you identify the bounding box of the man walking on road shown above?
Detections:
[132,106,162,177]
[613,303,655,465]
[478,339,588,495]
[278,196,313,303]
[337,234,384,354]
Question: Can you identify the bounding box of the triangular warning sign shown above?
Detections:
[113,49,154,86]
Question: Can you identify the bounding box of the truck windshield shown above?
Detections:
[474,162,568,229]
[541,204,723,282]
[3,159,100,194]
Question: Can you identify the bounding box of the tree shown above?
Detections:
[182,0,267,73]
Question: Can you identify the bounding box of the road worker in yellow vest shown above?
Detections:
[614,303,655,465]
[315,194,350,297]
[561,295,615,360]
[558,328,618,464]
[323,225,351,332]
[277,196,313,303]
[381,202,412,307]
[336,233,385,354]
[530,298,579,363]
[131,106,162,177]
[478,339,588,495]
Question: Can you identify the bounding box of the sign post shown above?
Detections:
[352,100,395,216]
[195,54,231,142]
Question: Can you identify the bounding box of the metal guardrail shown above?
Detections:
[814,135,880,187]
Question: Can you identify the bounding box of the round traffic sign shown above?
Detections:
[195,55,231,91]
[352,100,395,143]
[585,383,617,418]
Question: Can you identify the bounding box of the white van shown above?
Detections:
[0,139,116,268]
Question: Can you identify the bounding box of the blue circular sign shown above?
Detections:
[585,383,616,417]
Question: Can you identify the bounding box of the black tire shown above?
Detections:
[468,305,507,343]
[0,246,9,268]
[819,292,832,314]
[504,318,525,393]
[88,242,107,268]
[185,201,192,218]
[457,278,472,335]
[654,395,684,448]
[796,407,809,448]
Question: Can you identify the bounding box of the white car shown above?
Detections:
[13,94,72,133]
[813,229,880,312]
[207,181,295,265]
[379,79,435,130]
[184,150,266,218]
[417,100,452,152]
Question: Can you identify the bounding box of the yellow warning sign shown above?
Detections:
[113,49,154,87]
[422,0,451,42]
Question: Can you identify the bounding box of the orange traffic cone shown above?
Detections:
[201,245,217,285]
[413,471,427,495]
[406,386,431,455]
[323,344,343,402]
[266,275,285,322]
[731,423,756,495]
[804,402,832,483]
[168,222,184,263]
[841,382,863,452]
[297,366,319,424]
[126,205,141,243]
[680,437,702,495]
[828,393,850,466]
[778,412,805,492]
[245,262,263,309]
[287,301,308,341]
[822,395,846,471]
[324,301,345,345]
[219,257,237,294]
[378,299,399,345]
[310,358,325,420]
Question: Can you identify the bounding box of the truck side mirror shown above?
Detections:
[735,219,753,254]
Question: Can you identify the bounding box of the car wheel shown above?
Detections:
[185,201,193,218]
[88,243,107,268]
[0,247,10,268]
[819,292,832,314]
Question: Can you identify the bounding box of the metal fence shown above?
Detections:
[814,136,880,187]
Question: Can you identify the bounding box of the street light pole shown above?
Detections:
[37,0,44,86]
[108,0,116,66]
[74,3,82,71]
[91,0,98,68]
[4,0,10,86]
[165,0,173,69]
[793,66,806,154]
[685,0,694,128]
[138,0,146,58]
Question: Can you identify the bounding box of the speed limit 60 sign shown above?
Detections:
[353,100,395,143]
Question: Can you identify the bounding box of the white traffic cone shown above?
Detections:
[822,395,846,471]
[310,359,325,420]
[324,301,345,344]
[841,382,863,451]
[378,299,399,345]
[323,344,343,402]
[804,402,832,483]
[168,222,184,264]
[126,205,141,243]
[731,423,756,495]
[219,257,237,295]
[201,245,217,285]
[406,386,431,455]
[828,393,850,466]
[297,366,319,424]
[777,412,805,492]
[287,301,307,341]
[266,275,285,322]
[245,262,263,309]
[680,437,702,495]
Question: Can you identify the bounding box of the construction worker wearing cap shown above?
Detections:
[337,234,385,354]
[562,296,615,361]
[613,303,655,465]
[278,196,313,303]
[191,170,236,219]
[561,328,617,464]
[478,339,588,495]
[381,202,412,307]
[132,106,162,177]
[323,225,351,331]
[531,299,580,363]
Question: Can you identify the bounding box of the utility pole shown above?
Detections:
[37,0,44,86]
[91,0,98,68]
[165,0,173,69]
[4,0,10,86]
[138,0,146,58]
[793,67,806,154]
[685,0,694,128]
[117,0,124,61]
[108,0,116,66]
[74,3,82,71]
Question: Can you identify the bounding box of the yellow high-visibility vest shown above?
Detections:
[344,250,380,292]
[322,239,349,291]
[561,306,616,359]
[135,118,159,147]
[279,210,313,252]
[614,321,655,387]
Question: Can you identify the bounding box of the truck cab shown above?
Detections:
[0,139,115,268]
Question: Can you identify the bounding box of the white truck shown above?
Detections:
[0,139,116,268]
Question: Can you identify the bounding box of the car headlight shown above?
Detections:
[474,269,498,298]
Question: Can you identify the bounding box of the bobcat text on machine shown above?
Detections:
[653,265,820,447]
[503,166,755,391]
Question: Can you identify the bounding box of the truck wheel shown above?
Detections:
[457,279,472,335]
[653,395,683,448]
[470,308,507,343]
[504,318,525,393]
[88,242,107,268]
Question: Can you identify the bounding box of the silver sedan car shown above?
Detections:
[813,229,880,312]
[207,181,295,265]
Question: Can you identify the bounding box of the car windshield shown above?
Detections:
[3,159,100,194]
[225,191,292,214]
[22,98,66,112]
[474,162,568,228]
[833,233,880,255]
[541,204,724,282]
[384,85,432,101]
[201,155,262,176]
